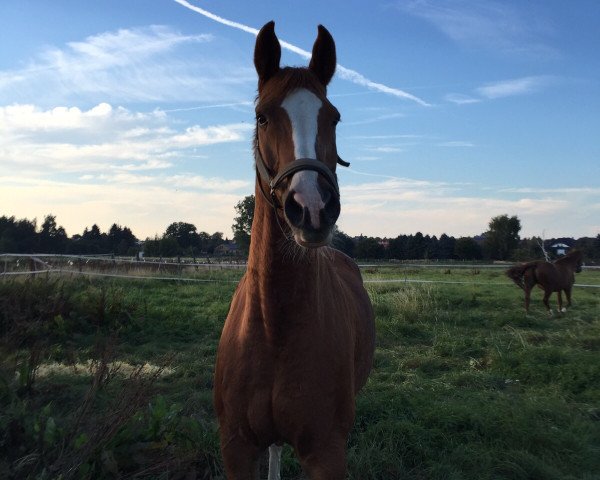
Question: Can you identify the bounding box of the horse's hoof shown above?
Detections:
[547,310,553,317]
[561,307,567,313]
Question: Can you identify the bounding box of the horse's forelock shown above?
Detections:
[256,67,327,107]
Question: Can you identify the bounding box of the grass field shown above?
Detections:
[1,263,599,479]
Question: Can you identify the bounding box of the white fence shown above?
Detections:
[1,253,599,288]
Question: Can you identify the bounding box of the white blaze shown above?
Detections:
[281,88,322,159]
[281,88,324,229]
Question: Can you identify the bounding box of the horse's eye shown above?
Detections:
[256,113,268,127]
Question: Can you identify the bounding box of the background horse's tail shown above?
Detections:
[506,262,537,290]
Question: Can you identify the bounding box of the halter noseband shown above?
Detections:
[254,131,350,210]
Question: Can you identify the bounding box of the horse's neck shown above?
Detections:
[554,257,574,270]
[247,189,318,295]
[244,189,345,337]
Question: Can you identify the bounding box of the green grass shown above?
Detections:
[1,266,599,479]
[355,276,600,480]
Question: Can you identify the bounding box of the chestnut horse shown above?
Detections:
[506,249,583,314]
[213,22,375,479]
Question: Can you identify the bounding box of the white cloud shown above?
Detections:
[2,165,597,239]
[398,0,557,58]
[0,176,249,238]
[0,26,254,105]
[336,173,600,238]
[476,76,552,99]
[0,99,255,238]
[437,141,474,147]
[445,93,481,105]
[165,175,250,191]
[344,113,406,126]
[365,146,405,153]
[446,76,555,105]
[0,103,253,174]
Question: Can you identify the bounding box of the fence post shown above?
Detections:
[29,257,36,279]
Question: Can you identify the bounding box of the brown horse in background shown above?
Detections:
[506,249,583,314]
[213,22,375,479]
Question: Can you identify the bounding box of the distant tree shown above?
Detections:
[575,236,600,263]
[436,234,456,260]
[0,216,38,253]
[108,224,138,255]
[512,237,542,261]
[355,235,385,259]
[425,235,439,259]
[38,215,68,253]
[454,237,482,260]
[143,236,161,257]
[207,232,225,254]
[232,195,255,255]
[407,232,427,259]
[388,235,408,260]
[79,224,107,253]
[83,224,102,240]
[483,214,521,260]
[165,222,199,253]
[332,228,355,257]
[197,232,212,253]
[159,236,180,257]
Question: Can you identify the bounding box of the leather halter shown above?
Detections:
[254,129,350,210]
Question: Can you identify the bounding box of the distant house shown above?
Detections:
[378,238,390,249]
[214,241,239,256]
[550,242,570,256]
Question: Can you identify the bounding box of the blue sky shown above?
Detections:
[1,0,598,240]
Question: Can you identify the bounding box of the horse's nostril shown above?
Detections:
[284,192,305,228]
[323,192,340,224]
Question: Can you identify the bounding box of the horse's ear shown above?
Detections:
[309,25,336,87]
[254,21,281,91]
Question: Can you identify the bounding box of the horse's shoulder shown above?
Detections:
[327,248,362,278]
[232,272,249,296]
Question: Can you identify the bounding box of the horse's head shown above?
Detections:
[558,249,584,273]
[253,21,343,248]
[572,249,584,273]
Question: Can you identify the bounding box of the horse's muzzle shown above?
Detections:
[283,182,340,247]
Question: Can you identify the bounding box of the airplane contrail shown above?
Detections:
[173,0,430,106]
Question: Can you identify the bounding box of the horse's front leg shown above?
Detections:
[565,287,573,307]
[542,290,553,316]
[219,430,262,480]
[557,291,566,313]
[524,287,532,313]
[297,433,348,480]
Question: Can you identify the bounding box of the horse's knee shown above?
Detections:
[300,453,347,480]
[297,436,348,480]
[219,434,261,480]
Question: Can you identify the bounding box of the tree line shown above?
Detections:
[232,195,600,262]
[2,202,599,262]
[142,222,225,258]
[0,215,226,258]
